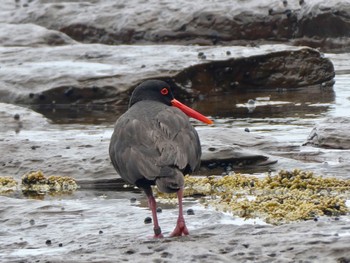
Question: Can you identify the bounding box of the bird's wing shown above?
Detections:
[153,107,201,172]
[109,107,201,184]
[109,116,161,185]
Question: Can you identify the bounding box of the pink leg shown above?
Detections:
[145,187,163,238]
[170,188,189,237]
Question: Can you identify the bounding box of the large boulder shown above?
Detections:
[0,44,334,106]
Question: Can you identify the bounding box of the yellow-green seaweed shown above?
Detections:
[21,171,78,193]
[155,169,350,225]
[0,176,18,193]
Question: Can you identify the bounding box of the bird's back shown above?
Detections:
[109,100,201,191]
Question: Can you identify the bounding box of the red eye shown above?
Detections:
[160,88,169,95]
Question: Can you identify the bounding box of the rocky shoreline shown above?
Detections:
[1,0,350,262]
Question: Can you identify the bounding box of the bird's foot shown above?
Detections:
[169,220,189,237]
[153,227,163,238]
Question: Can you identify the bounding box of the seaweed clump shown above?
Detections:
[0,177,18,193]
[158,169,350,224]
[21,171,78,194]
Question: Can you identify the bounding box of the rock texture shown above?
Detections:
[305,117,350,149]
[1,0,350,51]
[0,44,334,106]
[0,103,277,180]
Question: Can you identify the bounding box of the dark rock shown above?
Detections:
[2,0,350,51]
[0,44,335,106]
[187,209,195,215]
[144,217,152,224]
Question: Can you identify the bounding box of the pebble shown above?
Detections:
[45,240,52,246]
[130,197,137,203]
[156,207,162,213]
[99,230,103,234]
[144,217,152,224]
[187,209,195,215]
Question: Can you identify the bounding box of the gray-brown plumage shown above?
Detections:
[109,79,212,237]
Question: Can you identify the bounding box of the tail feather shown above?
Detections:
[156,166,184,193]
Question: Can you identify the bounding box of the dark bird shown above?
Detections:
[109,79,213,237]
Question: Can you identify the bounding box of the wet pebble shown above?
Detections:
[226,51,231,56]
[45,240,52,246]
[99,230,103,234]
[244,128,250,132]
[156,207,162,213]
[29,219,35,226]
[187,209,195,215]
[198,52,206,59]
[144,217,152,224]
[14,114,20,120]
[58,243,63,247]
[130,197,137,203]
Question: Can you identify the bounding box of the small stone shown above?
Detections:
[45,240,52,246]
[285,9,292,18]
[14,114,20,120]
[226,51,231,56]
[29,219,35,226]
[144,217,152,224]
[207,163,217,169]
[156,207,162,213]
[99,230,103,234]
[58,243,63,247]
[130,197,137,203]
[187,209,195,215]
[244,128,250,132]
